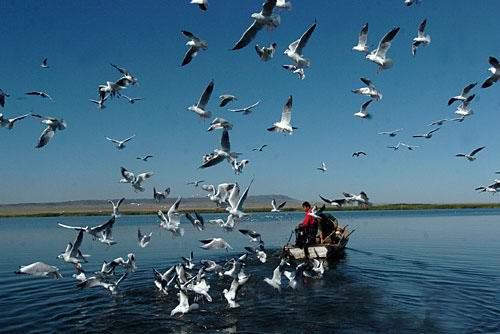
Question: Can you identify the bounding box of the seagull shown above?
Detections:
[226,179,254,218]
[428,119,449,126]
[352,151,367,157]
[405,0,421,6]
[228,100,261,115]
[411,19,431,56]
[0,113,30,129]
[158,197,184,237]
[25,91,53,101]
[255,43,277,61]
[267,95,296,134]
[153,187,170,202]
[220,214,239,232]
[387,142,402,150]
[131,172,154,193]
[207,117,233,131]
[136,155,153,161]
[283,21,317,77]
[185,212,205,231]
[58,216,118,244]
[190,0,208,11]
[475,180,500,193]
[450,115,466,122]
[0,89,10,107]
[231,0,280,51]
[481,56,500,88]
[108,197,125,217]
[182,251,195,270]
[447,82,477,106]
[271,199,286,212]
[276,0,292,10]
[282,64,305,80]
[352,78,382,100]
[454,94,475,117]
[343,191,371,206]
[201,260,223,275]
[319,195,347,207]
[110,63,138,86]
[181,30,208,66]
[15,262,62,279]
[105,134,136,150]
[153,266,176,295]
[239,229,263,243]
[199,129,238,168]
[98,81,125,100]
[187,180,205,187]
[366,27,400,71]
[57,230,89,265]
[245,245,267,263]
[252,144,268,152]
[40,58,49,68]
[352,22,369,53]
[412,127,440,139]
[317,162,327,172]
[89,95,108,110]
[378,129,402,137]
[232,159,249,175]
[400,142,419,150]
[121,95,143,104]
[223,277,243,308]
[32,114,67,148]
[219,95,237,107]
[77,272,128,295]
[188,80,214,119]
[119,167,135,183]
[202,183,235,207]
[138,228,152,248]
[264,259,287,291]
[354,99,373,119]
[199,238,233,251]
[455,146,486,161]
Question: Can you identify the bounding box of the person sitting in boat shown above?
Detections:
[295,201,318,247]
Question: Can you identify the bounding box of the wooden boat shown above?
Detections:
[282,226,353,260]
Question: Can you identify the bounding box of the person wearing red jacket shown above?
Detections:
[295,202,317,247]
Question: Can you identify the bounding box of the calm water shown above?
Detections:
[0,209,499,333]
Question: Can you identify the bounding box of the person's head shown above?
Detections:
[302,201,311,211]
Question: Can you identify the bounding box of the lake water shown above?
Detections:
[0,209,499,333]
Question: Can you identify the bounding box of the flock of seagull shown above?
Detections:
[8,0,500,319]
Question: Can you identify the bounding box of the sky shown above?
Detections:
[0,0,499,205]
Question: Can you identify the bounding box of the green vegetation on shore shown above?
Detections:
[1,203,500,218]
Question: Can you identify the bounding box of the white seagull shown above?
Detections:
[200,129,239,168]
[153,187,170,202]
[138,228,152,248]
[15,262,62,279]
[481,56,500,88]
[411,19,431,56]
[187,179,206,187]
[199,238,233,251]
[352,77,382,100]
[455,146,485,161]
[366,27,400,71]
[188,80,214,119]
[271,199,286,212]
[231,0,280,51]
[132,172,154,193]
[25,91,53,101]
[276,0,292,10]
[207,117,233,131]
[228,100,261,115]
[108,197,125,217]
[378,129,402,137]
[317,162,327,173]
[158,197,184,237]
[181,30,208,66]
[40,58,49,68]
[190,0,208,11]
[57,230,89,265]
[232,159,249,175]
[454,94,475,117]
[448,82,477,106]
[226,179,254,218]
[255,43,277,61]
[0,113,30,129]
[283,21,317,78]
[352,23,369,53]
[219,95,237,107]
[354,99,374,119]
[185,212,205,231]
[267,95,296,134]
[412,127,440,139]
[105,134,136,150]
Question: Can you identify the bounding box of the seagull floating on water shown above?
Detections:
[15,262,62,279]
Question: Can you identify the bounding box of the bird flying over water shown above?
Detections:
[267,95,296,134]
[271,199,286,212]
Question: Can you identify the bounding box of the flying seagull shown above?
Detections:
[255,43,277,61]
[138,228,152,248]
[181,30,208,66]
[481,56,500,88]
[185,212,205,231]
[108,198,125,217]
[25,91,53,101]
[57,229,89,265]
[354,99,373,119]
[199,129,239,169]
[121,95,143,104]
[271,199,286,212]
[283,21,317,78]
[40,58,49,68]
[190,0,208,11]
[105,134,136,150]
[228,100,261,115]
[366,27,400,71]
[428,119,448,126]
[239,229,263,243]
[448,82,477,106]
[226,179,254,218]
[199,238,233,251]
[267,95,296,134]
[15,262,62,279]
[319,195,346,207]
[232,159,249,175]
[456,146,486,161]
[378,129,402,137]
[153,187,170,201]
[352,23,369,53]
[352,151,367,157]
[352,77,382,100]
[110,63,138,85]
[276,0,292,9]
[231,0,280,51]
[188,80,214,119]
[89,95,108,110]
[136,155,153,162]
[158,197,184,237]
[32,114,67,148]
[475,180,500,193]
[411,19,431,56]
[187,180,205,187]
[207,117,233,131]
[0,113,30,129]
[317,162,327,172]
[412,127,440,139]
[252,144,268,152]
[219,95,237,107]
[454,94,475,117]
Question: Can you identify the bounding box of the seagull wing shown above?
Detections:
[199,154,225,168]
[280,95,293,124]
[236,179,253,211]
[106,137,120,144]
[35,126,55,148]
[461,82,477,96]
[227,183,241,209]
[375,27,400,59]
[122,135,136,143]
[295,21,317,54]
[197,80,214,109]
[231,21,261,51]
[360,77,373,87]
[121,167,134,181]
[470,146,485,156]
[220,129,230,152]
[417,19,427,35]
[361,99,373,111]
[182,46,199,67]
[261,0,277,16]
[57,223,85,231]
[278,201,286,209]
[358,23,368,46]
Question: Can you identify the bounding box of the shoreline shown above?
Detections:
[1,203,500,218]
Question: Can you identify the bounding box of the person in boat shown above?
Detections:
[317,213,338,244]
[295,201,318,247]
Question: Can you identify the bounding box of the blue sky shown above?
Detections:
[0,0,499,204]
